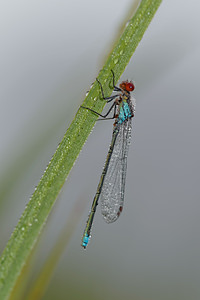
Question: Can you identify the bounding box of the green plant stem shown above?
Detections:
[0,0,162,299]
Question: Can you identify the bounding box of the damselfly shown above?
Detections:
[81,70,135,248]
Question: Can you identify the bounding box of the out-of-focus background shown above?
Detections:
[1,0,200,299]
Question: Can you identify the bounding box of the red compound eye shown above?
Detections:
[125,82,135,91]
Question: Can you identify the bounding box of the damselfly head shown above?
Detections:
[119,81,135,92]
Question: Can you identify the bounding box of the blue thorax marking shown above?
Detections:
[118,102,132,124]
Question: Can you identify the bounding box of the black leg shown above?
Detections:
[96,78,115,102]
[96,78,105,99]
[98,103,117,120]
[105,94,119,103]
[81,101,116,119]
[96,71,121,102]
[96,78,119,102]
[111,69,121,92]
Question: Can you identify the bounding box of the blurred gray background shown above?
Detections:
[1,0,200,299]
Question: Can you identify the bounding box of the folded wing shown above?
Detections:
[100,118,132,223]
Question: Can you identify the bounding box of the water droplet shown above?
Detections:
[125,20,130,27]
[134,20,139,27]
[86,91,89,96]
[119,50,123,55]
[21,227,25,231]
[114,58,118,64]
[28,223,32,227]
[124,37,129,45]
[35,218,38,223]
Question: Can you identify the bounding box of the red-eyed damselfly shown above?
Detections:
[81,70,135,248]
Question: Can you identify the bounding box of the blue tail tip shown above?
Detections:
[82,234,90,249]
